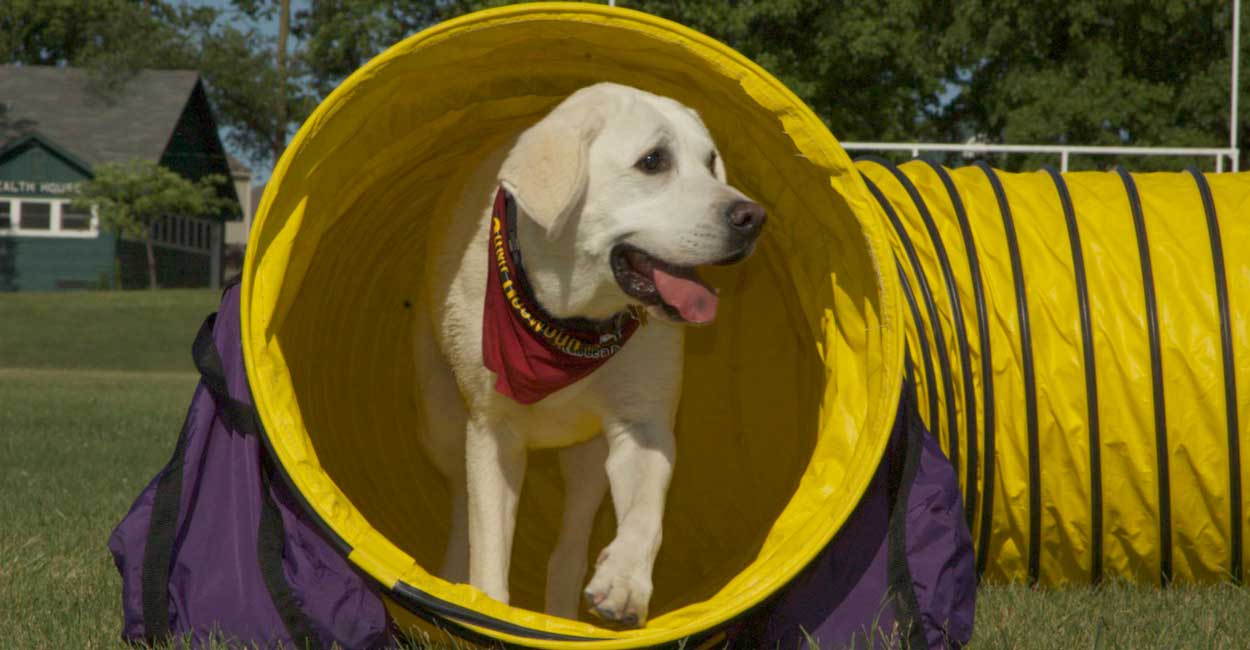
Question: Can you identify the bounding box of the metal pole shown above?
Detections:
[1233,0,1241,171]
[1061,150,1070,172]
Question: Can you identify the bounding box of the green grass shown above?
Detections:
[0,368,198,649]
[0,288,220,371]
[973,581,1250,649]
[1,289,1248,648]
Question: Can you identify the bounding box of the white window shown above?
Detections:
[0,197,99,238]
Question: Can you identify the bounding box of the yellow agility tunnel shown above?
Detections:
[242,4,906,646]
[238,2,1249,647]
[857,159,1250,587]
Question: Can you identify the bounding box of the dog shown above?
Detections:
[413,82,765,627]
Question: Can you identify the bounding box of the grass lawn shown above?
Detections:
[1,289,1248,649]
[0,368,198,649]
[0,288,221,371]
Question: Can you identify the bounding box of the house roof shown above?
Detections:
[0,131,94,176]
[0,65,201,168]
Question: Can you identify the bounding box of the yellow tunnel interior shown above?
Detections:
[240,5,904,646]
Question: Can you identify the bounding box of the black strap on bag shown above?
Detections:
[139,379,195,643]
[256,452,321,650]
[190,313,261,436]
[140,311,319,649]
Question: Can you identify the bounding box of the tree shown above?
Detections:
[196,19,316,166]
[196,0,315,166]
[0,0,214,90]
[292,0,490,96]
[277,0,292,159]
[292,0,1247,171]
[292,0,958,142]
[939,0,1246,170]
[0,0,167,66]
[79,2,216,94]
[6,1,1246,172]
[624,0,959,142]
[1,0,313,172]
[73,160,238,289]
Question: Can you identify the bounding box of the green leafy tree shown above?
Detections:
[0,0,165,65]
[292,0,958,141]
[292,0,1246,171]
[198,0,316,165]
[0,0,214,90]
[73,160,238,290]
[292,0,492,96]
[623,0,958,142]
[5,0,1247,172]
[1,0,311,171]
[940,0,1246,170]
[80,3,216,94]
[198,21,316,165]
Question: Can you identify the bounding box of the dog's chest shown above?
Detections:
[492,325,682,449]
[503,397,604,449]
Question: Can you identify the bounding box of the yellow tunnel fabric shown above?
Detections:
[240,4,904,648]
[858,160,1250,587]
[239,2,1250,647]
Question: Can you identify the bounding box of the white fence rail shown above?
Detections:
[840,142,1241,173]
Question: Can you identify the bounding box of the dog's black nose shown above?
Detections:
[726,200,766,239]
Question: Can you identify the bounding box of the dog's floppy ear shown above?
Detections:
[499,107,604,241]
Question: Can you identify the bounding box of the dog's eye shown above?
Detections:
[635,148,671,174]
[706,151,718,174]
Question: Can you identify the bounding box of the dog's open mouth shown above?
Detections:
[610,244,753,324]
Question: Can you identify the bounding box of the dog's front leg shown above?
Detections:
[583,419,674,627]
[466,416,526,604]
[546,435,609,619]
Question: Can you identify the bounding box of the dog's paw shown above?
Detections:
[582,545,651,628]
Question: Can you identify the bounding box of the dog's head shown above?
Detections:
[499,82,765,325]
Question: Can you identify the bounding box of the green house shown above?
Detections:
[0,65,239,291]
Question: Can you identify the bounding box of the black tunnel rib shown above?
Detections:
[1116,166,1172,586]
[875,159,980,531]
[926,161,997,580]
[975,162,1041,585]
[1043,165,1103,584]
[1186,166,1242,584]
[861,167,962,483]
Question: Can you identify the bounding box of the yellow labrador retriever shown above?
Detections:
[413,82,764,627]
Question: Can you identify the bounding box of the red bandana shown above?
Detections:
[482,188,642,404]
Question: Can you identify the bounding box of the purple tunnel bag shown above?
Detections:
[109,281,973,649]
[107,282,393,649]
[730,372,976,649]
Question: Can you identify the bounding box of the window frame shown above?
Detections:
[0,197,100,239]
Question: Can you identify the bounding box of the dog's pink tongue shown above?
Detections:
[653,267,718,324]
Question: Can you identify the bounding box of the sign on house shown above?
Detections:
[0,179,80,196]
